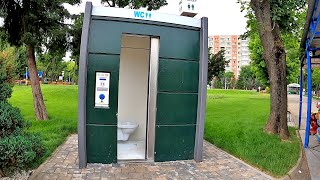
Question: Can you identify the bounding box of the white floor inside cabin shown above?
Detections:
[117,141,145,160]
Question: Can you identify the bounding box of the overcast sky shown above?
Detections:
[64,0,248,36]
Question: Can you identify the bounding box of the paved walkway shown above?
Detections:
[288,94,320,180]
[29,135,272,180]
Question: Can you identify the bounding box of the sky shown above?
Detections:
[64,0,248,36]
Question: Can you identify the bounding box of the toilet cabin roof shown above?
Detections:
[91,6,202,28]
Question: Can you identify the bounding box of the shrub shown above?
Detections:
[0,134,45,176]
[0,83,12,101]
[0,101,25,138]
[0,101,45,177]
[266,86,270,93]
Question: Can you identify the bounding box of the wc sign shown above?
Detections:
[134,11,152,19]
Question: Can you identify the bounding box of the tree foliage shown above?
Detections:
[242,1,306,86]
[0,34,26,80]
[70,13,83,63]
[37,52,66,82]
[236,65,260,90]
[223,71,236,89]
[208,49,229,84]
[0,0,79,48]
[102,0,167,10]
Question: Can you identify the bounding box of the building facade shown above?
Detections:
[209,35,250,78]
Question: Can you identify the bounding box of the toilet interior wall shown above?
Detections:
[118,34,150,141]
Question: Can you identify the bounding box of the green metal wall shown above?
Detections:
[86,18,200,163]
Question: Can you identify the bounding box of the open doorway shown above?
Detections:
[117,34,150,160]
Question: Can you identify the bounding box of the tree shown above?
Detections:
[208,49,229,87]
[241,0,306,139]
[65,60,76,83]
[37,52,66,83]
[0,0,80,120]
[221,72,236,89]
[237,65,256,90]
[0,33,27,79]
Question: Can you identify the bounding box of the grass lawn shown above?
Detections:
[9,84,78,166]
[9,85,300,177]
[205,89,300,177]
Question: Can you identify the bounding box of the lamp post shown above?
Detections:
[25,67,28,85]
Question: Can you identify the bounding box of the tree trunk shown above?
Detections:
[251,0,290,140]
[26,44,48,120]
[0,169,5,177]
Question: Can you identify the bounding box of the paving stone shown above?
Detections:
[57,174,73,180]
[71,173,86,180]
[43,173,59,180]
[29,134,273,180]
[85,173,101,180]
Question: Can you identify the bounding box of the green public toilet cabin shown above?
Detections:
[78,2,208,168]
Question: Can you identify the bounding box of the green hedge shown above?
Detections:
[0,134,45,176]
[0,101,45,177]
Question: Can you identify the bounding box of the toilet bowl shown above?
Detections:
[117,121,138,141]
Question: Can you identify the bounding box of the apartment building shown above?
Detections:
[209,35,250,78]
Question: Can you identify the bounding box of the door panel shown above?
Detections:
[86,125,117,163]
[86,54,119,163]
[154,125,196,162]
[156,93,198,125]
[158,59,199,93]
